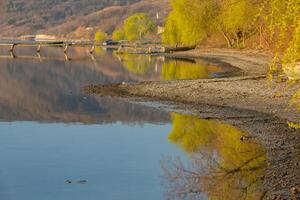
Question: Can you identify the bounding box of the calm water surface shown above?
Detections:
[0,45,263,200]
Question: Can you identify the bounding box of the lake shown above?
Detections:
[0,45,264,200]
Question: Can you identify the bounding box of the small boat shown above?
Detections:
[46,41,64,45]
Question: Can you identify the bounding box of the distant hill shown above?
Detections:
[0,0,170,37]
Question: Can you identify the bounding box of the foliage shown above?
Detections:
[214,0,261,48]
[163,113,267,199]
[112,28,125,41]
[163,0,217,45]
[122,13,156,41]
[265,0,300,80]
[117,54,151,75]
[162,60,221,80]
[94,31,107,42]
[163,0,260,46]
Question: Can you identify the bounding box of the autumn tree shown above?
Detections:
[94,31,107,42]
[213,0,261,48]
[112,28,125,41]
[163,0,217,46]
[123,13,156,41]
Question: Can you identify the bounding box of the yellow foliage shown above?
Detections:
[94,31,107,42]
[112,28,125,41]
[123,13,155,41]
[117,53,151,75]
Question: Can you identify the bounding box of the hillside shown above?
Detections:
[0,0,170,37]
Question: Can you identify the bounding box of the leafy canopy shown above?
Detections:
[123,13,156,41]
[112,28,125,41]
[94,31,107,42]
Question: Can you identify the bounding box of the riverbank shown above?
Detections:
[86,48,299,123]
[85,48,300,199]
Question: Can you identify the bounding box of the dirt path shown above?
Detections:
[85,48,300,199]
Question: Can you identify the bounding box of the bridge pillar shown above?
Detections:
[63,44,69,53]
[89,45,95,54]
[37,45,41,53]
[10,44,16,53]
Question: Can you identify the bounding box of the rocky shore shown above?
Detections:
[85,48,300,199]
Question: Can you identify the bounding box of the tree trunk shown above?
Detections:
[221,30,232,48]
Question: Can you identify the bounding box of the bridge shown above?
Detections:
[0,40,119,55]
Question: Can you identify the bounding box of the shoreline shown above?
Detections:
[85,48,300,199]
[86,48,299,123]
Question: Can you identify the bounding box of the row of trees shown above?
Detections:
[163,0,299,72]
[93,0,298,74]
[163,0,262,47]
[93,13,156,42]
[112,13,156,41]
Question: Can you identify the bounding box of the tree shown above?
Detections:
[94,31,107,42]
[213,0,261,48]
[163,0,217,46]
[263,0,300,80]
[123,13,156,41]
[112,28,125,41]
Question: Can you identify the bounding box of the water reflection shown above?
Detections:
[162,113,267,200]
[0,46,239,123]
[0,44,265,200]
[0,47,170,123]
[162,60,222,80]
[116,53,237,81]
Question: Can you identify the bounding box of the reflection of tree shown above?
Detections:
[162,60,221,80]
[0,49,170,124]
[118,53,153,75]
[162,113,267,200]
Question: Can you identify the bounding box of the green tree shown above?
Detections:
[123,13,156,41]
[94,31,107,42]
[163,0,260,47]
[163,0,217,45]
[264,0,300,80]
[213,0,261,47]
[112,28,125,41]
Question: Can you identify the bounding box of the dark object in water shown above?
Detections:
[65,180,72,184]
[77,180,87,184]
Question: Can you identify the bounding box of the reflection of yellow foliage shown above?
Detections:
[162,60,221,80]
[118,54,152,75]
[94,47,105,55]
[168,113,266,200]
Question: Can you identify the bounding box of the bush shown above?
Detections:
[94,31,107,42]
[112,28,125,41]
